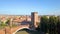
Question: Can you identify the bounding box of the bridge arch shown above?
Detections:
[13,26,29,34]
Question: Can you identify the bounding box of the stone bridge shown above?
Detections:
[0,25,29,34]
[12,25,29,34]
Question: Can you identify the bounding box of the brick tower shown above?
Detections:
[31,12,38,28]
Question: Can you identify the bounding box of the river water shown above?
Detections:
[15,28,37,34]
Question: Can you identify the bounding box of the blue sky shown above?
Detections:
[0,0,60,15]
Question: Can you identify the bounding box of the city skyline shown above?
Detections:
[0,0,60,15]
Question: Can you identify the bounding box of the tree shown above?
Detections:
[49,16,58,34]
[5,19,10,25]
[57,16,60,34]
[40,16,49,33]
[36,16,58,34]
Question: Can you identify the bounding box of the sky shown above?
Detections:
[0,0,60,15]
